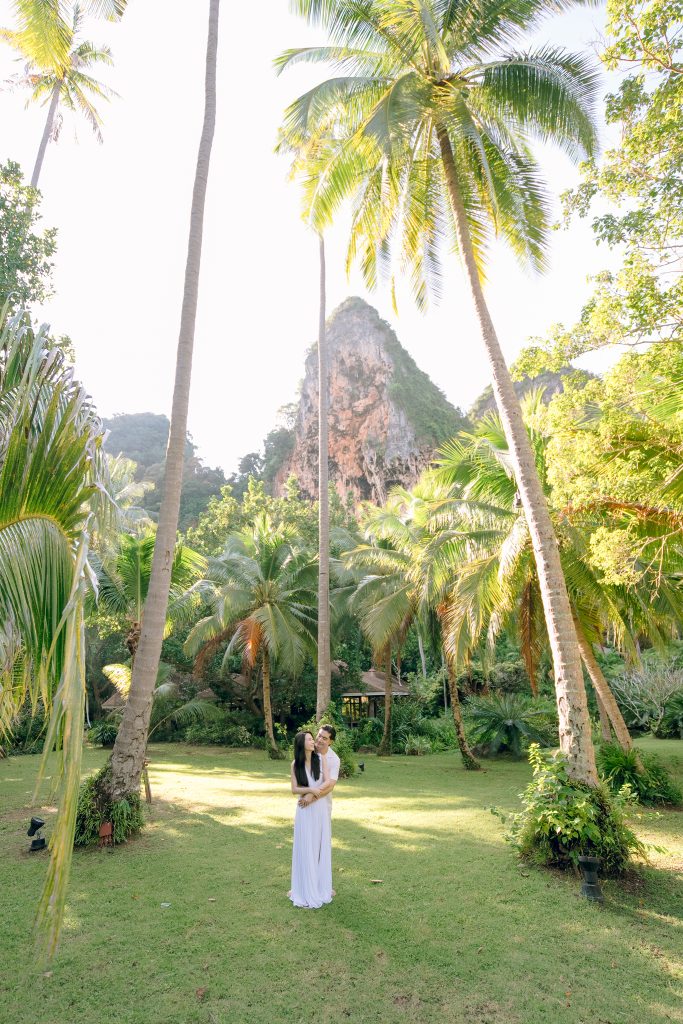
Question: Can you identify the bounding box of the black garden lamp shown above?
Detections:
[27,817,47,852]
[578,855,604,903]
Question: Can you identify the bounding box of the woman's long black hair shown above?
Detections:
[293,730,320,787]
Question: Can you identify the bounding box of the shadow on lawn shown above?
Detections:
[118,787,683,1024]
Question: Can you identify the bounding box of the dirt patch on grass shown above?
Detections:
[462,1000,520,1024]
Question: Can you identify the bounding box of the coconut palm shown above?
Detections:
[280,0,601,784]
[345,484,480,766]
[5,1,127,70]
[276,122,333,722]
[184,516,318,755]
[315,233,332,720]
[93,531,206,660]
[108,0,220,802]
[437,395,683,752]
[2,5,119,187]
[0,307,111,954]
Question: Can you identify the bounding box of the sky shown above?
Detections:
[0,0,618,475]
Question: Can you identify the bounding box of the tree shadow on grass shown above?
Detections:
[3,746,683,1024]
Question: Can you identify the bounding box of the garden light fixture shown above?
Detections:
[578,855,604,903]
[27,817,46,852]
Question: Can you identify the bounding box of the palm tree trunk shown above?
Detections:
[262,648,278,755]
[417,631,427,678]
[377,647,393,755]
[596,693,613,743]
[31,81,60,188]
[444,651,480,771]
[316,232,331,720]
[108,0,220,800]
[437,127,598,786]
[572,615,633,751]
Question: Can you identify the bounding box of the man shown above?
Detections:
[299,725,340,815]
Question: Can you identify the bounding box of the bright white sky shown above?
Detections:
[0,1,618,474]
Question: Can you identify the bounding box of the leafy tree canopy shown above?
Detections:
[515,0,682,377]
[0,160,56,313]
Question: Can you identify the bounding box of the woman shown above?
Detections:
[289,730,333,908]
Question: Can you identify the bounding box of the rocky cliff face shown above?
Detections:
[273,297,467,504]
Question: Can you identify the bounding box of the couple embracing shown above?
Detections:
[288,725,340,909]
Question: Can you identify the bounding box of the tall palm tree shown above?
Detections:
[108,0,220,802]
[315,232,332,720]
[280,0,601,784]
[276,128,333,722]
[0,307,111,954]
[437,397,683,752]
[2,5,118,187]
[184,516,318,755]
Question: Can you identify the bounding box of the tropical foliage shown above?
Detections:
[502,744,646,875]
[184,515,318,755]
[0,309,111,953]
[0,161,56,311]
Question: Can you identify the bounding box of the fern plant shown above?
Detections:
[597,743,682,806]
[465,693,557,756]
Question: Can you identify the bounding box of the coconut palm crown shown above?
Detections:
[278,0,600,306]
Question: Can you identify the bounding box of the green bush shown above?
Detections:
[502,744,645,876]
[350,717,384,750]
[6,701,47,754]
[183,708,261,747]
[488,659,531,694]
[74,762,144,847]
[88,718,120,747]
[390,697,432,753]
[465,693,557,756]
[597,743,682,806]
[404,734,432,756]
[655,692,683,739]
[420,714,458,751]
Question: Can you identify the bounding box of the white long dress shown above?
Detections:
[289,763,333,909]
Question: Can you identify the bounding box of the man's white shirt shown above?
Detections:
[322,748,340,817]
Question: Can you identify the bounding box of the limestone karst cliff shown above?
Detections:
[272,297,468,504]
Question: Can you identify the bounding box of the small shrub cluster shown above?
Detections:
[501,744,646,876]
[597,742,682,806]
[656,692,683,739]
[5,701,47,754]
[183,708,262,748]
[404,734,432,756]
[88,717,120,747]
[350,717,384,750]
[465,693,557,757]
[74,762,144,847]
[390,698,458,755]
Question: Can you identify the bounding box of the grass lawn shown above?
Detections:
[1,739,682,1024]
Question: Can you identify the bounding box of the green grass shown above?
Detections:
[1,739,682,1024]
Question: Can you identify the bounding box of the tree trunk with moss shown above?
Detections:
[445,653,480,771]
[573,615,634,752]
[596,693,613,742]
[378,647,393,756]
[316,233,331,721]
[108,0,220,800]
[262,648,279,756]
